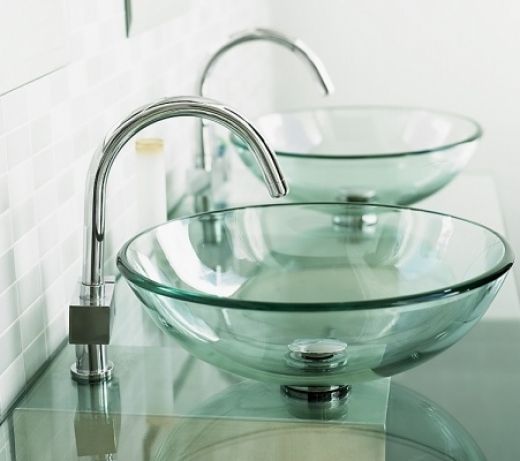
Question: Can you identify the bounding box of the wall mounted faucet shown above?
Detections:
[69,96,288,383]
[194,27,334,211]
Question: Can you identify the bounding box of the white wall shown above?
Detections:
[0,0,69,96]
[0,0,273,416]
[269,0,520,285]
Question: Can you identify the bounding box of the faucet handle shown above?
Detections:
[69,277,116,345]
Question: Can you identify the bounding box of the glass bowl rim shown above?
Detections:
[230,105,483,160]
[116,202,513,312]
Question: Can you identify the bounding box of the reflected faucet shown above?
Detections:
[69,96,288,383]
[74,381,121,458]
[194,28,334,211]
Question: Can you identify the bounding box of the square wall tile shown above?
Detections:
[13,229,39,278]
[16,265,42,314]
[34,181,59,223]
[23,332,47,380]
[11,198,35,243]
[20,297,45,349]
[0,285,19,332]
[0,250,16,294]
[37,212,61,257]
[0,322,22,375]
[45,311,67,357]
[6,124,31,169]
[0,137,7,175]
[31,147,55,189]
[7,160,34,209]
[0,355,26,413]
[0,176,8,214]
[39,246,62,291]
[0,211,12,254]
[30,115,52,154]
[26,76,52,119]
[1,88,29,132]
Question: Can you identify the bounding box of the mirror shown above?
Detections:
[0,0,69,96]
[125,0,190,36]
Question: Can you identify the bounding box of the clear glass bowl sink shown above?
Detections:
[231,106,481,204]
[117,203,512,387]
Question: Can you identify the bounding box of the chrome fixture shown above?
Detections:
[286,338,348,371]
[281,385,351,402]
[333,188,379,228]
[281,384,351,419]
[69,96,288,384]
[194,27,333,210]
[283,339,351,408]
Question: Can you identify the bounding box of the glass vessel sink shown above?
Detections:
[117,203,512,395]
[231,107,481,205]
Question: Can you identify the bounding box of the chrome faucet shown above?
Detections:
[194,27,333,210]
[69,96,288,383]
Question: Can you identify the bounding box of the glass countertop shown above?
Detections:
[0,277,518,460]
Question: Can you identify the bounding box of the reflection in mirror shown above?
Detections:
[0,0,69,95]
[125,0,190,36]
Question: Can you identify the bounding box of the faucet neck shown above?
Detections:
[195,27,333,177]
[81,96,287,290]
[197,28,334,96]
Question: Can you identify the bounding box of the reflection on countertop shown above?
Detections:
[0,277,518,460]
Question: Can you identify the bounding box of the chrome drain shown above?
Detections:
[286,339,348,371]
[333,188,378,228]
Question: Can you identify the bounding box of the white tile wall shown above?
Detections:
[0,0,274,416]
[0,419,11,460]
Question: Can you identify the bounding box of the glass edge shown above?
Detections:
[116,201,514,313]
[229,105,483,160]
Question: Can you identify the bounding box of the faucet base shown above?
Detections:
[70,361,114,384]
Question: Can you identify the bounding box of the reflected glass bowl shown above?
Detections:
[153,382,485,461]
[117,203,512,387]
[231,106,481,204]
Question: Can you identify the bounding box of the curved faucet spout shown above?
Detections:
[196,27,334,173]
[198,28,334,97]
[82,96,287,292]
